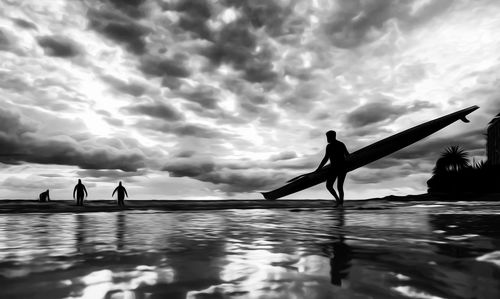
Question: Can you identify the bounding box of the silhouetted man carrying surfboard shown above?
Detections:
[316,130,349,207]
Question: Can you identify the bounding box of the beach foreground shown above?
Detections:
[1,199,500,298]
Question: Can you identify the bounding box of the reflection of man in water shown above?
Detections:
[39,189,50,202]
[112,181,128,207]
[73,179,88,206]
[316,130,349,207]
[329,209,351,286]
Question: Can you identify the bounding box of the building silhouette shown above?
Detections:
[487,112,500,165]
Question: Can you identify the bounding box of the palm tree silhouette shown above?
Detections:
[433,145,470,174]
[472,159,487,170]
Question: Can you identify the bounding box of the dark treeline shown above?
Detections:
[427,145,500,194]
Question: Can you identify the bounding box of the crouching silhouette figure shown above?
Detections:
[112,181,128,207]
[73,179,88,206]
[39,189,50,202]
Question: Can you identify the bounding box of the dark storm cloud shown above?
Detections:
[0,28,17,53]
[202,19,278,84]
[0,107,35,134]
[202,171,286,193]
[163,158,215,177]
[323,0,403,48]
[177,85,219,109]
[173,124,226,138]
[346,101,405,127]
[362,158,402,170]
[87,8,150,54]
[137,120,231,139]
[140,54,191,78]
[223,0,298,37]
[104,117,124,127]
[101,75,147,96]
[170,0,212,39]
[108,0,147,18]
[269,151,297,161]
[37,35,82,57]
[323,0,454,49]
[175,150,195,158]
[39,173,66,178]
[0,71,30,93]
[0,108,147,171]
[124,101,184,121]
[162,156,286,193]
[280,81,323,112]
[11,18,38,30]
[0,71,89,113]
[346,100,434,128]
[243,59,278,83]
[161,75,183,89]
[77,169,147,180]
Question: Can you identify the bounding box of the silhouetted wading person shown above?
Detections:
[73,179,88,206]
[39,189,50,202]
[316,130,349,207]
[112,181,128,207]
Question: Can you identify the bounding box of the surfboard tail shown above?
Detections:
[261,192,274,200]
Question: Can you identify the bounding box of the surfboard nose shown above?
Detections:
[459,105,479,122]
[463,105,479,114]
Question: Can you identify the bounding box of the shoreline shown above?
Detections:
[0,193,499,213]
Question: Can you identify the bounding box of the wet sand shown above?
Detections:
[1,193,499,213]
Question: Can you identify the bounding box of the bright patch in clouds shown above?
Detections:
[0,0,499,200]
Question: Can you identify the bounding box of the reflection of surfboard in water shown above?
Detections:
[262,105,479,200]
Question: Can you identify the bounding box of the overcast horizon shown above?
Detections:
[1,0,500,200]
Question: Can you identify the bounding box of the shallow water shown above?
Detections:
[1,201,500,299]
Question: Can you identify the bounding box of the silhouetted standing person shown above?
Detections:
[112,181,128,207]
[316,130,349,207]
[39,189,50,202]
[73,179,88,206]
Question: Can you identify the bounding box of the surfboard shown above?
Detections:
[261,105,479,200]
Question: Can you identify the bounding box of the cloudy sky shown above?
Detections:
[1,0,499,200]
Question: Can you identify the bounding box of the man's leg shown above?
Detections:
[326,176,341,204]
[337,171,347,206]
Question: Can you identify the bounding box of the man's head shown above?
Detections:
[326,130,336,143]
[78,179,81,184]
[119,181,122,186]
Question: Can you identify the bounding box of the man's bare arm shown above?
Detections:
[316,147,329,171]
